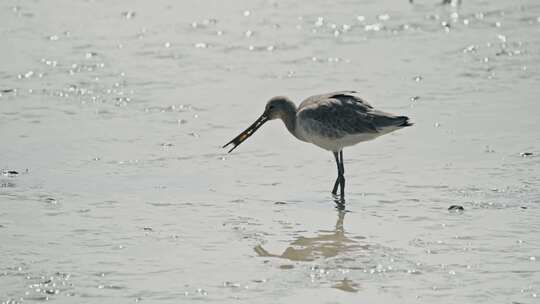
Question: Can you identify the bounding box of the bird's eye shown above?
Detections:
[269,105,274,110]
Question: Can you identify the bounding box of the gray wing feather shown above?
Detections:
[299,91,373,111]
[298,92,405,138]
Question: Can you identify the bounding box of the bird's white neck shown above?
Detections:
[280,105,306,142]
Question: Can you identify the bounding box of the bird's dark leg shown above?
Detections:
[332,151,346,198]
[339,150,345,198]
[332,152,341,195]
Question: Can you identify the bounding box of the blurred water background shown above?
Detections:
[1,0,540,303]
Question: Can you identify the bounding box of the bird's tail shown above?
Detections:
[397,116,413,127]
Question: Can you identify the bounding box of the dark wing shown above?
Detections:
[299,91,374,111]
[298,92,378,137]
[298,91,408,137]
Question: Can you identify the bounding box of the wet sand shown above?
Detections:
[1,0,540,303]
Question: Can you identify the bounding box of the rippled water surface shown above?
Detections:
[1,0,540,303]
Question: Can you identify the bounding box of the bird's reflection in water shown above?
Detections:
[332,278,360,293]
[254,199,366,292]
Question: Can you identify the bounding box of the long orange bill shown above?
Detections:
[223,113,269,153]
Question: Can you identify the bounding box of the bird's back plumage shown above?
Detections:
[296,91,411,151]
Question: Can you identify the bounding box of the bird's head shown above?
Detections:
[223,95,295,153]
[263,96,295,120]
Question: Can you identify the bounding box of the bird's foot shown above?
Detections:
[332,194,346,209]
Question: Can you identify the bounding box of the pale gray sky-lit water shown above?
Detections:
[1,0,540,303]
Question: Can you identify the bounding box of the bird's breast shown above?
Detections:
[297,118,379,152]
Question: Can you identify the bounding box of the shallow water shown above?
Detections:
[1,0,540,303]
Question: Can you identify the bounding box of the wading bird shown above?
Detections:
[223,91,412,199]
